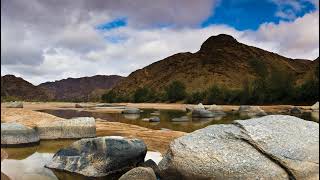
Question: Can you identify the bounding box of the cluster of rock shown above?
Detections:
[1,117,96,146]
[4,101,23,108]
[158,115,319,180]
[45,136,159,179]
[190,103,225,118]
[237,105,267,117]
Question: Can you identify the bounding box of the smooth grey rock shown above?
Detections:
[122,108,141,114]
[196,103,205,109]
[142,117,160,122]
[238,105,267,117]
[36,117,96,139]
[171,116,189,122]
[159,115,319,180]
[311,102,319,111]
[5,102,23,108]
[1,123,39,145]
[192,109,214,118]
[235,115,319,180]
[46,136,147,177]
[119,167,157,180]
[290,106,302,114]
[123,114,140,120]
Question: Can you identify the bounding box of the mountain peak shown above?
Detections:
[200,34,238,51]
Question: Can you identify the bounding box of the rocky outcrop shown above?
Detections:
[192,109,214,118]
[122,108,141,114]
[36,117,96,139]
[238,105,267,117]
[118,167,157,180]
[1,123,40,145]
[159,115,319,180]
[5,102,23,108]
[311,102,319,111]
[45,136,147,177]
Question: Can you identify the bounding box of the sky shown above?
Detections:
[1,0,319,85]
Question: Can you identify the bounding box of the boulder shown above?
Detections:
[5,102,23,108]
[139,159,161,177]
[122,108,141,114]
[36,117,96,139]
[45,136,147,177]
[238,105,267,117]
[195,103,205,109]
[1,149,8,161]
[290,106,302,114]
[171,116,189,122]
[118,167,157,180]
[123,114,140,120]
[311,102,319,111]
[142,117,160,122]
[159,115,319,180]
[192,109,214,118]
[1,123,40,145]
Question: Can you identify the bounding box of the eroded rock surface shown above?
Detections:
[159,115,319,180]
[45,136,147,177]
[1,123,39,145]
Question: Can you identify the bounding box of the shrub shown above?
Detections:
[165,81,187,102]
[186,91,207,104]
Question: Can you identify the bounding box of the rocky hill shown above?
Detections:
[1,75,49,101]
[112,34,318,96]
[38,75,124,101]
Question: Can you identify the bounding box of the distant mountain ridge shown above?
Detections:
[111,34,318,96]
[1,75,124,102]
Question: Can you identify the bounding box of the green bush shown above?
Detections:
[186,91,206,104]
[132,87,157,103]
[165,81,187,102]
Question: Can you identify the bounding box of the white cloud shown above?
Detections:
[1,0,319,85]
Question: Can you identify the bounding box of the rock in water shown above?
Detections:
[192,109,214,118]
[118,167,157,180]
[142,117,160,122]
[311,102,319,111]
[195,103,205,109]
[238,105,267,117]
[45,136,147,177]
[122,108,141,114]
[290,106,302,114]
[5,102,23,108]
[1,123,40,145]
[37,117,96,139]
[159,115,319,180]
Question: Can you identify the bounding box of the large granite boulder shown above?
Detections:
[192,109,214,118]
[45,136,147,177]
[311,102,319,111]
[5,102,23,108]
[159,115,319,180]
[1,123,40,145]
[238,105,267,117]
[36,117,96,139]
[122,108,141,114]
[118,167,157,180]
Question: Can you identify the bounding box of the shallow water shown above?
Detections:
[1,139,162,180]
[39,108,318,133]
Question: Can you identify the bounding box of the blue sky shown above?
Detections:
[2,0,319,84]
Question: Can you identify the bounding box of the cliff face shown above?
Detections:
[112,34,317,96]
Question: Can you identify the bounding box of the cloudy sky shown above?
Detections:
[1,0,319,85]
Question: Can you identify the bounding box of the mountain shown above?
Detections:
[38,75,124,101]
[1,75,49,101]
[112,34,318,97]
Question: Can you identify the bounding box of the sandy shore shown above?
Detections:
[1,107,185,154]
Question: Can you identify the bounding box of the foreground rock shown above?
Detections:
[1,123,40,145]
[238,105,267,117]
[118,167,157,180]
[139,159,161,177]
[311,102,319,111]
[36,117,96,139]
[122,108,141,114]
[192,109,214,118]
[46,136,147,177]
[159,115,319,180]
[5,102,23,108]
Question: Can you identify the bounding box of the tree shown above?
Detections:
[165,81,187,102]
